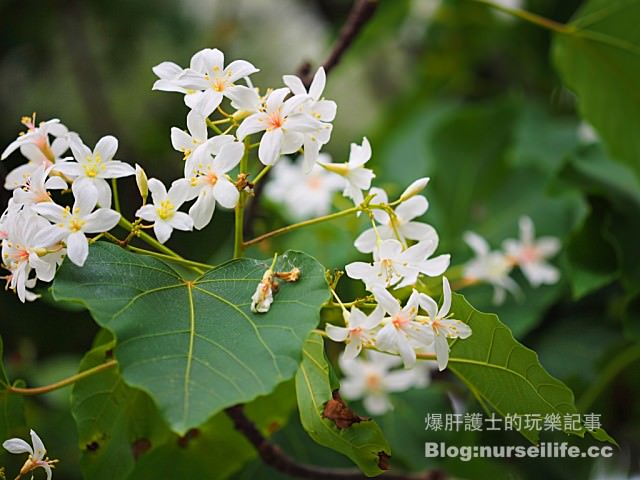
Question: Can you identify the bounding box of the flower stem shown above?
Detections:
[243,205,362,248]
[468,0,570,33]
[118,217,184,259]
[234,141,250,258]
[111,178,121,213]
[126,245,209,273]
[252,165,272,186]
[7,360,117,396]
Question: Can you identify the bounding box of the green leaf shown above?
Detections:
[72,334,171,480]
[130,381,297,480]
[53,242,329,433]
[553,0,640,178]
[447,293,614,444]
[295,332,390,477]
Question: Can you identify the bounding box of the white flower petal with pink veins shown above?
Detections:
[502,216,561,287]
[346,238,450,291]
[11,165,68,206]
[372,287,434,368]
[160,48,259,116]
[282,67,337,171]
[237,88,323,166]
[2,116,73,190]
[338,350,421,415]
[354,186,438,253]
[418,277,472,371]
[185,141,243,229]
[135,178,193,244]
[325,305,384,360]
[463,231,520,305]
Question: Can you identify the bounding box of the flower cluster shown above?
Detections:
[1,117,130,302]
[462,216,561,305]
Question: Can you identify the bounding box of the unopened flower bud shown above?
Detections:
[399,177,429,202]
[135,164,148,202]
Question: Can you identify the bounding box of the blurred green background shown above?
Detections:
[1,0,639,478]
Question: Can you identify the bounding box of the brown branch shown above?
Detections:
[225,405,446,480]
[244,0,379,237]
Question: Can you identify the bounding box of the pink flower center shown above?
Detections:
[267,111,284,130]
[521,245,539,264]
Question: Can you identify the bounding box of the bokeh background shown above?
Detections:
[1,0,639,478]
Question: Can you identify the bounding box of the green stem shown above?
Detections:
[126,246,209,273]
[243,205,363,248]
[118,217,184,259]
[234,141,250,258]
[252,165,272,185]
[111,178,121,213]
[577,343,640,412]
[469,0,571,33]
[7,360,117,396]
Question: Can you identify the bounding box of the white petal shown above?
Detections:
[236,114,268,140]
[308,67,326,100]
[215,142,244,173]
[189,190,216,230]
[344,261,373,281]
[72,179,98,215]
[434,334,450,371]
[363,394,392,415]
[439,277,452,318]
[371,287,401,316]
[185,90,223,117]
[326,324,349,342]
[396,196,428,221]
[354,228,378,254]
[282,74,306,96]
[154,220,173,244]
[148,178,168,204]
[83,209,120,233]
[213,178,239,209]
[66,231,89,266]
[418,254,451,277]
[30,429,46,461]
[2,438,33,455]
[464,231,489,256]
[187,110,208,141]
[94,135,118,161]
[224,59,259,83]
[258,129,283,166]
[168,211,194,231]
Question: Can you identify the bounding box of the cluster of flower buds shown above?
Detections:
[462,216,561,305]
[0,116,132,302]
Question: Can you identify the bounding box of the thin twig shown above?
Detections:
[243,0,379,237]
[225,405,446,480]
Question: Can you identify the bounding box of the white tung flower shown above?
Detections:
[282,67,336,172]
[135,179,194,244]
[1,115,71,190]
[171,48,259,116]
[372,287,434,368]
[1,206,63,302]
[55,134,135,208]
[503,216,561,287]
[326,305,384,360]
[339,350,420,415]
[346,238,450,290]
[3,429,58,480]
[354,187,437,253]
[11,165,67,206]
[463,231,520,305]
[418,277,472,371]
[236,87,323,166]
[171,110,233,168]
[184,140,244,229]
[319,137,375,207]
[264,154,345,221]
[33,181,121,267]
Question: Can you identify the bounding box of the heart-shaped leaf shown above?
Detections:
[53,242,329,433]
